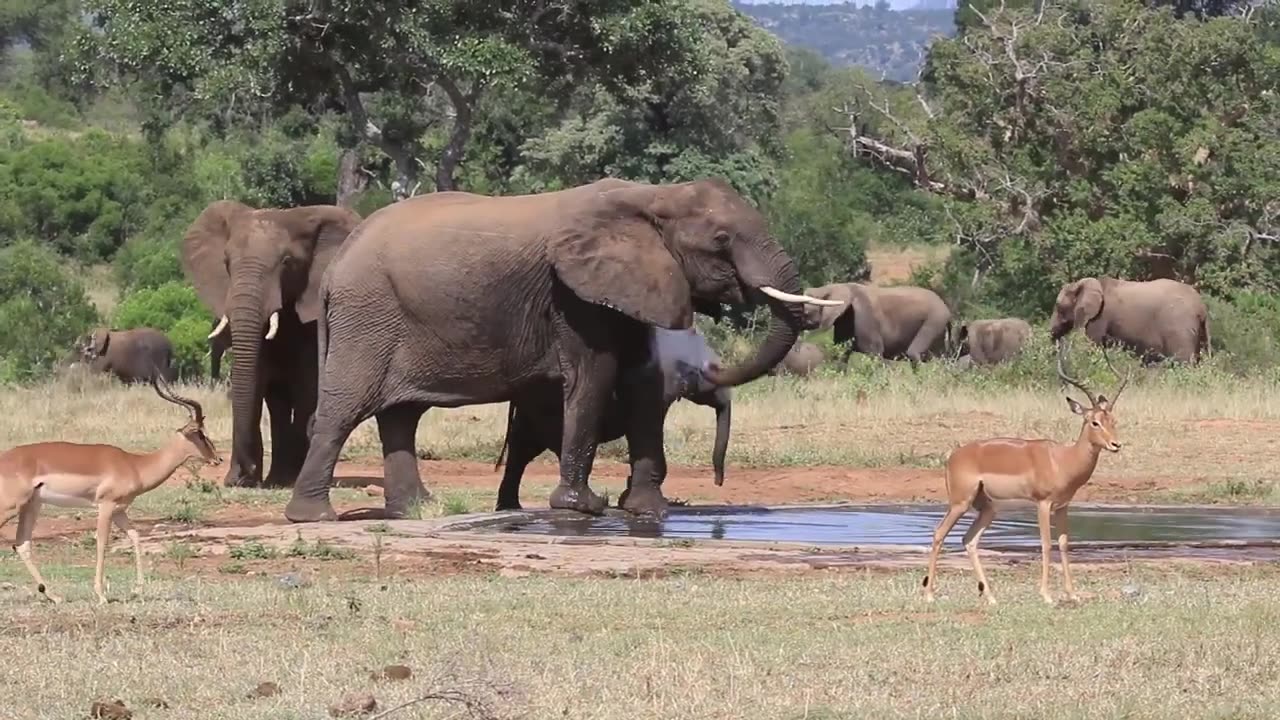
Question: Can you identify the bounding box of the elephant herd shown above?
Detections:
[73,177,1213,523]
[771,276,1210,376]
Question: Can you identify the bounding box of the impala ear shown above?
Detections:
[1066,396,1087,415]
[547,195,693,329]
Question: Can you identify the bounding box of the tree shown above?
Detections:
[835,0,1280,315]
[77,0,730,202]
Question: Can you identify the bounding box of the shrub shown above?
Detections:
[111,282,211,378]
[0,240,100,383]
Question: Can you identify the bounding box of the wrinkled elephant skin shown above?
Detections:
[284,178,828,523]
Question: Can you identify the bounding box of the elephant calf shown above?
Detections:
[494,326,731,511]
[769,341,825,377]
[954,318,1032,366]
[79,327,177,384]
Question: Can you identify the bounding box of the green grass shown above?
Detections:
[1,559,1279,719]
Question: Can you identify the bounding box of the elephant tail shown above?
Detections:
[494,401,516,471]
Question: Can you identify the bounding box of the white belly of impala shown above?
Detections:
[36,477,98,508]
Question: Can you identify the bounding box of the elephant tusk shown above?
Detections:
[208,315,229,339]
[264,312,279,340]
[759,286,844,307]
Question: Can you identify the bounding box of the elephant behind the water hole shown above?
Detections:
[954,318,1032,366]
[494,325,731,511]
[282,177,840,523]
[181,200,362,489]
[79,327,177,384]
[1049,277,1210,364]
[769,341,825,377]
[801,282,952,364]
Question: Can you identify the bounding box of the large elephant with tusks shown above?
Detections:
[283,178,840,523]
[182,201,362,488]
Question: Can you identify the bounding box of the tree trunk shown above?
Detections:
[435,75,478,192]
[336,148,369,208]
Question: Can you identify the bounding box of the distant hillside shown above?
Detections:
[734,1,956,82]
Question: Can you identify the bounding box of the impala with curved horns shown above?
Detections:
[0,374,222,604]
[922,339,1131,605]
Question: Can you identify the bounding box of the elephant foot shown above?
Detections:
[495,498,523,511]
[549,483,608,516]
[284,495,338,523]
[621,484,669,519]
[222,465,263,488]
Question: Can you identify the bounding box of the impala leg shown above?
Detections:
[94,501,116,605]
[1036,501,1055,605]
[962,497,997,605]
[1052,506,1077,601]
[13,497,61,604]
[923,503,969,602]
[111,509,145,588]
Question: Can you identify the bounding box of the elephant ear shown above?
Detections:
[836,286,883,352]
[811,285,853,331]
[92,329,109,356]
[1074,278,1105,329]
[277,206,362,324]
[182,201,252,317]
[546,188,693,329]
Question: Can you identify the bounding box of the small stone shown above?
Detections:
[141,697,170,709]
[329,692,378,717]
[89,699,131,719]
[1121,582,1143,601]
[371,664,412,682]
[278,572,310,589]
[364,485,385,497]
[248,681,281,699]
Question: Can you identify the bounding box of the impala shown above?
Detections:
[0,375,221,604]
[922,340,1131,605]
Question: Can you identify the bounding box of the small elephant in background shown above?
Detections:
[801,282,952,364]
[79,327,177,384]
[770,341,825,376]
[1050,276,1210,364]
[494,326,731,511]
[954,318,1032,366]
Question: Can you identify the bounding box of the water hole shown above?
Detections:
[491,503,1280,550]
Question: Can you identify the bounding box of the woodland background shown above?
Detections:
[0,0,1277,384]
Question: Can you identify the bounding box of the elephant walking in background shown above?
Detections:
[181,200,362,488]
[954,318,1032,366]
[1050,277,1210,364]
[801,283,953,363]
[283,177,838,523]
[79,327,177,383]
[494,326,731,511]
[769,341,825,376]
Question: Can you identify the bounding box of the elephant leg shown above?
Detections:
[262,383,300,488]
[617,371,670,518]
[905,318,948,364]
[547,361,614,516]
[376,403,431,516]
[495,412,546,511]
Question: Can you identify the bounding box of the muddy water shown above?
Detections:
[494,503,1280,549]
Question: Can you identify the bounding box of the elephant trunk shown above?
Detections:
[711,389,731,486]
[226,267,274,483]
[706,239,806,387]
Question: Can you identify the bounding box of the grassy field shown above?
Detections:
[3,551,1280,720]
[6,356,1279,501]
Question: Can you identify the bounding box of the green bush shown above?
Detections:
[0,240,100,383]
[112,282,211,378]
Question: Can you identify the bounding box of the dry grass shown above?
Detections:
[5,367,1278,490]
[1,556,1279,719]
